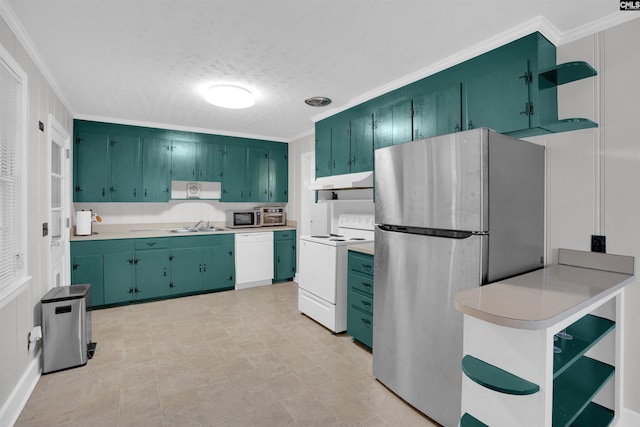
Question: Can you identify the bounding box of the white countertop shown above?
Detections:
[70,222,297,241]
[347,243,374,256]
[454,249,634,330]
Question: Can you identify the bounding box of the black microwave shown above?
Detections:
[225,210,262,228]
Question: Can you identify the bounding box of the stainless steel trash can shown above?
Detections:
[41,284,94,374]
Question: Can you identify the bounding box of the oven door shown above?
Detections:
[298,240,337,303]
[232,211,259,228]
[262,213,285,226]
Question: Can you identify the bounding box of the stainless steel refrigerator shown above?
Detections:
[372,128,544,427]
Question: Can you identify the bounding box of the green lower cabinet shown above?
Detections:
[135,248,171,300]
[170,247,205,294]
[274,230,296,282]
[103,251,136,304]
[347,251,374,349]
[202,244,235,291]
[71,254,105,307]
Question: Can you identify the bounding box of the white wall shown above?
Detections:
[0,13,73,426]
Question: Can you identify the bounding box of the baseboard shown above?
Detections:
[618,407,640,426]
[0,352,41,427]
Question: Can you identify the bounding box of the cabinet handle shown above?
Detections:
[72,263,79,270]
[361,318,371,325]
[228,251,233,256]
[163,268,167,277]
[192,169,196,177]
[163,187,169,193]
[169,255,174,261]
[229,275,233,281]
[133,188,137,197]
[468,121,474,129]
[169,283,175,289]
[146,242,157,247]
[128,287,134,294]
[454,123,461,132]
[135,287,140,293]
[110,186,116,193]
[199,264,202,273]
[134,258,139,265]
[101,188,105,197]
[363,264,372,269]
[128,258,134,264]
[144,188,148,198]
[277,256,281,263]
[362,282,371,288]
[203,264,207,273]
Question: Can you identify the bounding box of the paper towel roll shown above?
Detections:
[76,211,92,235]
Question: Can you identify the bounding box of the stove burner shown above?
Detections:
[311,235,329,238]
[330,238,346,241]
[349,237,365,241]
[329,233,343,237]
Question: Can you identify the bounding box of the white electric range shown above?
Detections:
[297,214,374,333]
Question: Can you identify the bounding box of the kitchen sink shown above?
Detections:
[169,227,228,233]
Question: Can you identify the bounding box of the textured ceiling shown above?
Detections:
[3,0,631,142]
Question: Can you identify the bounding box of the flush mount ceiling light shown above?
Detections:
[305,96,332,107]
[204,85,255,109]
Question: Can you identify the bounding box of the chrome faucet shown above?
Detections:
[192,220,204,230]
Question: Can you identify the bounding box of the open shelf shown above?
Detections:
[461,355,540,395]
[552,356,614,427]
[554,314,615,378]
[570,402,614,427]
[538,61,598,90]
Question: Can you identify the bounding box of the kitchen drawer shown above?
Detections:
[349,289,373,315]
[348,251,374,277]
[347,304,373,349]
[348,270,373,297]
[135,238,168,250]
[274,230,295,241]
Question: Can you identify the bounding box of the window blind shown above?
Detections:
[0,55,23,292]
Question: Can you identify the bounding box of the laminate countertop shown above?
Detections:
[454,249,634,330]
[347,243,374,256]
[70,222,297,242]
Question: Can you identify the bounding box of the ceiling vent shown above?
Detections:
[304,96,332,107]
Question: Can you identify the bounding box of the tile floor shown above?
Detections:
[15,282,437,427]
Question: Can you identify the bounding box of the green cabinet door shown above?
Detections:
[413,82,462,140]
[74,131,109,202]
[222,145,247,201]
[247,147,269,202]
[71,254,104,307]
[142,138,171,202]
[331,120,351,175]
[170,247,203,294]
[104,251,136,304]
[171,140,198,181]
[199,142,224,182]
[135,248,171,300]
[350,114,374,173]
[275,240,296,281]
[202,244,235,291]
[465,59,531,133]
[110,134,142,202]
[315,121,332,178]
[269,145,288,203]
[373,99,413,149]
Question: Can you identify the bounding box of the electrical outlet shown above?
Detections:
[591,235,606,253]
[38,121,44,132]
[42,222,48,237]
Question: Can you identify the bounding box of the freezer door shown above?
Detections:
[375,128,488,232]
[372,226,487,427]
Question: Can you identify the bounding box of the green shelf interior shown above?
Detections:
[554,314,615,378]
[538,61,598,90]
[552,356,614,427]
[461,355,540,395]
[570,402,614,427]
[460,412,489,427]
[504,118,598,138]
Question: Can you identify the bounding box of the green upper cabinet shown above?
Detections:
[170,140,198,181]
[350,113,374,173]
[314,110,374,178]
[373,98,413,149]
[247,147,269,202]
[110,134,142,202]
[464,59,531,134]
[315,121,332,178]
[74,120,287,203]
[142,138,171,202]
[74,131,110,202]
[199,140,224,181]
[413,82,462,139]
[221,144,247,202]
[269,145,288,203]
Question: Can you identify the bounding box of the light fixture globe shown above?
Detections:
[204,85,255,109]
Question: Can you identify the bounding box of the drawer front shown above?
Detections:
[274,230,296,241]
[347,304,373,349]
[348,270,373,297]
[135,238,168,250]
[349,289,373,315]
[348,252,374,277]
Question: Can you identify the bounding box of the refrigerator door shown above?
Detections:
[375,128,488,232]
[372,226,487,427]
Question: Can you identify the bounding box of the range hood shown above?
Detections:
[309,171,374,190]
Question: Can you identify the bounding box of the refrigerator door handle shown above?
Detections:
[377,224,474,239]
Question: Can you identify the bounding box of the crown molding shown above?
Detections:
[0,0,75,117]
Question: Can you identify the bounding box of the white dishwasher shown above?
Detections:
[234,232,274,289]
